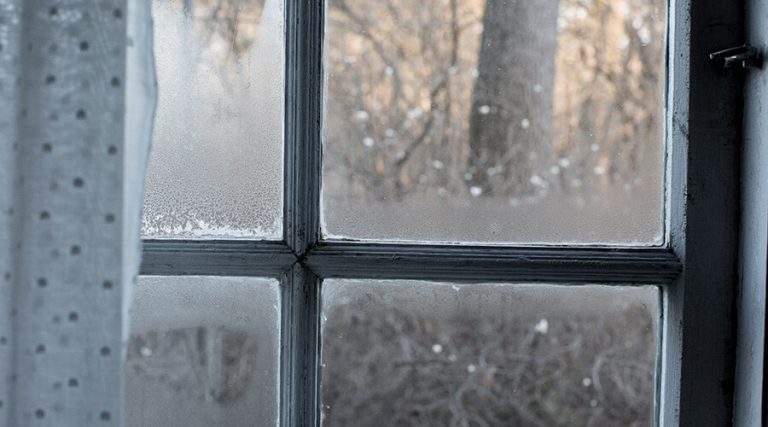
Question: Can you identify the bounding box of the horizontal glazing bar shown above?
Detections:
[141,240,296,276]
[306,241,681,284]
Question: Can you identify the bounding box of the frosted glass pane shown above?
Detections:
[322,0,666,244]
[322,280,659,426]
[125,277,280,427]
[143,0,284,239]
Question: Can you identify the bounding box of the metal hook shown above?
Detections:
[709,44,762,69]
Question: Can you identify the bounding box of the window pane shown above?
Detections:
[322,0,666,244]
[125,276,280,427]
[321,280,659,426]
[143,0,284,239]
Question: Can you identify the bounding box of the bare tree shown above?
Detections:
[467,0,560,197]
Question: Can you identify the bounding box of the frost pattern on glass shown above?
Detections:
[322,0,666,244]
[125,276,280,427]
[143,0,284,238]
[321,280,659,426]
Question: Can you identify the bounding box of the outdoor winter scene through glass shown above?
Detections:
[124,277,280,427]
[142,0,285,239]
[322,281,660,426]
[323,0,666,244]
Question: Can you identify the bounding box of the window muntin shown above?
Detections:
[142,0,285,239]
[321,0,666,245]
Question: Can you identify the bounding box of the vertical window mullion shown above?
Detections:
[280,266,322,427]
[284,0,324,255]
[283,0,324,425]
[659,0,742,424]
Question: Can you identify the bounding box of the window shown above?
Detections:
[125,277,280,426]
[136,0,742,426]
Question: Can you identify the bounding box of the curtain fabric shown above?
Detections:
[0,1,155,425]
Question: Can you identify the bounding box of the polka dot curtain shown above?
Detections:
[0,1,155,425]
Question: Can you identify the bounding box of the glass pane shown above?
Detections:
[143,0,284,239]
[321,280,659,426]
[322,0,666,244]
[124,276,280,427]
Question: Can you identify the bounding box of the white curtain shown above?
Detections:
[0,0,155,425]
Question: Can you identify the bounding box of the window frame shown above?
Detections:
[140,0,744,425]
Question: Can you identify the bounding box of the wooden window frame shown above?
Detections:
[140,0,745,425]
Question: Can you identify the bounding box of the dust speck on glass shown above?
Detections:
[322,0,666,245]
[142,0,285,239]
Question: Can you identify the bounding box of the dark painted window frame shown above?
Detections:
[140,0,744,425]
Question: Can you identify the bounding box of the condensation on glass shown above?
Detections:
[321,280,660,426]
[143,0,284,239]
[124,276,280,427]
[322,0,666,244]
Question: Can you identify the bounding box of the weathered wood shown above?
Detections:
[307,242,680,283]
[659,0,743,424]
[141,240,295,276]
[280,264,321,427]
[282,0,325,425]
[284,0,323,256]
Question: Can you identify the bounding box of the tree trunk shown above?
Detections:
[467,0,560,197]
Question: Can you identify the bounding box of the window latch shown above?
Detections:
[709,44,763,69]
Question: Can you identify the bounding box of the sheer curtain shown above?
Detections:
[0,0,155,425]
